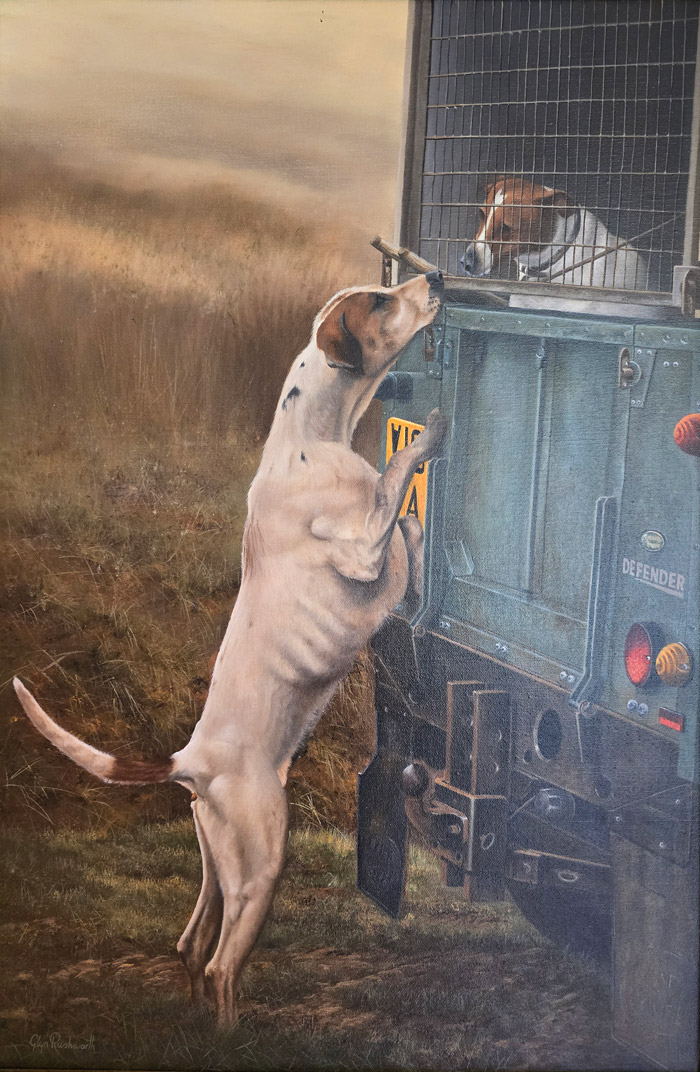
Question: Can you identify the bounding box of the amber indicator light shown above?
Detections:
[673,413,700,456]
[624,623,656,687]
[655,642,693,687]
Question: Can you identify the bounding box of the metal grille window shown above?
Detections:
[415,0,699,298]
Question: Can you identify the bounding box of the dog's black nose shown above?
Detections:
[426,269,444,290]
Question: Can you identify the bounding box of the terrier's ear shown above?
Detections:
[316,293,368,373]
[485,174,507,200]
[536,187,572,213]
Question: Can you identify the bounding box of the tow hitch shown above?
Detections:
[403,684,511,901]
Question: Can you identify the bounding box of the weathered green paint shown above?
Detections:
[382,305,700,783]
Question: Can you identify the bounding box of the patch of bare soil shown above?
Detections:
[48,953,187,990]
[244,944,646,1071]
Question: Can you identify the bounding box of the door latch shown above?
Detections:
[618,346,641,389]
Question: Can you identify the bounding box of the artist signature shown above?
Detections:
[30,1032,96,1054]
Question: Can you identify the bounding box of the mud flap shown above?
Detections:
[356,691,412,918]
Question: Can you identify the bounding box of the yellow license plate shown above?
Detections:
[386,418,429,526]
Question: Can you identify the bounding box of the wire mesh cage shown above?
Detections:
[414,0,700,298]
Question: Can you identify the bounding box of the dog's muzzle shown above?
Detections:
[459,243,490,278]
[426,269,444,293]
[426,269,444,308]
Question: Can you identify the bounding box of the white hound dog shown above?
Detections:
[14,270,446,1026]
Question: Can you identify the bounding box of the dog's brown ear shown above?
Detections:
[316,293,367,373]
[485,174,507,199]
[536,187,570,211]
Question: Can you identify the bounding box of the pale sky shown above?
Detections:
[0,1,409,228]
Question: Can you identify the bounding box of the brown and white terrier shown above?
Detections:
[461,176,648,292]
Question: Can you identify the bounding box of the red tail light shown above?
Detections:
[624,623,656,687]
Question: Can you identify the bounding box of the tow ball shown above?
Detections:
[402,761,470,863]
[401,756,508,901]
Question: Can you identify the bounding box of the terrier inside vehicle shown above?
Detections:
[461,176,650,314]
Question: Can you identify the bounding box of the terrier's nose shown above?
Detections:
[426,269,444,289]
[460,245,476,275]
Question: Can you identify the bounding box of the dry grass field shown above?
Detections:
[0,144,379,441]
[0,144,380,835]
[0,1,403,836]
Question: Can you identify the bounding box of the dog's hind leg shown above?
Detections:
[177,802,223,1006]
[201,769,288,1028]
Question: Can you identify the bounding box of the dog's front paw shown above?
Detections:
[417,408,448,459]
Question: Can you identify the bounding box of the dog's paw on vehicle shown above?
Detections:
[419,408,448,459]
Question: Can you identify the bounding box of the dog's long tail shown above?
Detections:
[13,678,175,785]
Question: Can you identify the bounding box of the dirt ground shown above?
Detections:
[0,824,652,1072]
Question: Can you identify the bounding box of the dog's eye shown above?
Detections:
[501,223,512,234]
[372,292,392,311]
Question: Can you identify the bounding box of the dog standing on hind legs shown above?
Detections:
[14,269,446,1027]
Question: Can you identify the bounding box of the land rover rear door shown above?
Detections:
[437,307,632,690]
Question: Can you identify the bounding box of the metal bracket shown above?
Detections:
[611,785,695,866]
[403,761,507,887]
[508,849,610,895]
[423,325,436,362]
[406,455,449,660]
[403,762,470,867]
[444,539,475,579]
[618,346,641,389]
[627,348,656,409]
[673,265,700,316]
[424,323,444,378]
[572,700,599,770]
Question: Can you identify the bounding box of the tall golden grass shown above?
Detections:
[0,145,378,440]
[0,145,380,831]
